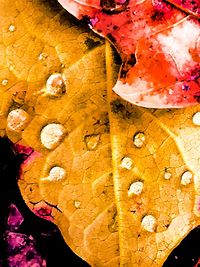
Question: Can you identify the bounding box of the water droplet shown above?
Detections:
[141,215,156,232]
[40,123,65,149]
[1,79,8,86]
[181,171,193,185]
[164,171,172,180]
[74,201,81,208]
[7,109,29,132]
[128,181,143,196]
[84,134,100,150]
[8,24,16,32]
[192,112,200,126]
[9,65,15,71]
[120,156,133,170]
[133,132,145,148]
[49,166,66,181]
[38,52,48,61]
[45,73,66,97]
[41,166,66,181]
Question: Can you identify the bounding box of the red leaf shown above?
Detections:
[58,0,200,108]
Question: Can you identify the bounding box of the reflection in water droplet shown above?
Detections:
[141,215,156,232]
[8,24,16,32]
[40,123,65,150]
[181,171,193,185]
[120,156,133,170]
[2,79,8,86]
[128,181,143,196]
[45,73,66,97]
[7,109,29,132]
[84,134,100,151]
[192,112,200,126]
[133,132,145,148]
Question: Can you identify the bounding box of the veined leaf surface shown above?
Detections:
[0,0,200,266]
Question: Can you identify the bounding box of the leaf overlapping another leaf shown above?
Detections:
[0,0,200,266]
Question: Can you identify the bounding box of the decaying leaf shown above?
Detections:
[0,0,200,266]
[58,0,200,108]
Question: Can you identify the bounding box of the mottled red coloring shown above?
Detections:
[58,0,200,108]
[32,202,53,221]
[166,0,200,18]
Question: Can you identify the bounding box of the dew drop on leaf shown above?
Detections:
[128,181,143,196]
[133,132,145,148]
[141,215,156,232]
[45,73,66,97]
[192,112,200,126]
[40,123,65,149]
[120,156,133,170]
[164,171,172,180]
[1,79,8,86]
[7,109,29,132]
[84,134,100,151]
[49,166,66,181]
[8,24,16,32]
[181,171,193,185]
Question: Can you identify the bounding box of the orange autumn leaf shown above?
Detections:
[0,0,200,266]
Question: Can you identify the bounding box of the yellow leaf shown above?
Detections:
[0,0,200,266]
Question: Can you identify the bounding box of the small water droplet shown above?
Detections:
[141,215,156,232]
[8,24,16,32]
[85,134,100,151]
[74,201,81,208]
[40,123,65,150]
[7,109,29,132]
[169,88,173,95]
[120,156,133,170]
[164,171,172,180]
[1,79,8,86]
[45,73,66,97]
[181,171,193,185]
[38,52,48,60]
[192,112,200,126]
[9,65,15,71]
[133,132,145,148]
[128,181,143,196]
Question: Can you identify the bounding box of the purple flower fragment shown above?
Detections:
[5,204,46,267]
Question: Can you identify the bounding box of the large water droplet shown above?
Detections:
[141,215,156,232]
[192,112,200,126]
[120,156,133,170]
[45,73,66,97]
[128,181,143,196]
[40,123,65,149]
[181,171,193,185]
[7,109,29,132]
